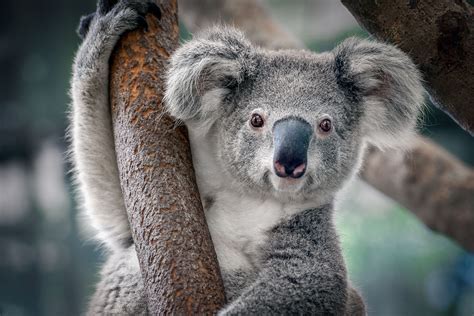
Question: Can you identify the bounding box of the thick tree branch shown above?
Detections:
[362,141,474,250]
[341,0,474,135]
[179,0,474,251]
[109,1,225,313]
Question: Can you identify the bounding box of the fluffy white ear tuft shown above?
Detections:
[164,27,256,128]
[333,37,425,149]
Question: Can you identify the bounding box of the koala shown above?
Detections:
[70,0,424,315]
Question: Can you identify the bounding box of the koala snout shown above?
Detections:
[273,118,312,179]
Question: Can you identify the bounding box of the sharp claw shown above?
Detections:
[98,0,119,15]
[77,12,96,40]
[136,15,148,31]
[89,0,160,35]
[147,3,162,20]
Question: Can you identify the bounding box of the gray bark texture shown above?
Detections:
[341,0,474,135]
[109,1,226,313]
[179,0,474,251]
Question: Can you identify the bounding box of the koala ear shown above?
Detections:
[333,38,425,148]
[165,27,255,127]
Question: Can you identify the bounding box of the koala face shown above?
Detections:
[165,28,424,202]
[213,56,362,201]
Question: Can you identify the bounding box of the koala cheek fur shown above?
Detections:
[72,3,423,313]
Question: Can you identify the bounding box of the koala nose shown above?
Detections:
[274,160,306,178]
[273,117,312,179]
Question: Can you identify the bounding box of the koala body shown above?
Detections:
[71,1,423,314]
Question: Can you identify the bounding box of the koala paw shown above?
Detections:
[77,12,95,40]
[77,0,161,40]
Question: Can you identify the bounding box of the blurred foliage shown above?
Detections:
[0,1,472,315]
[337,199,474,316]
[307,27,368,52]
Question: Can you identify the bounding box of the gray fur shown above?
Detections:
[87,246,148,315]
[70,1,151,251]
[70,0,424,314]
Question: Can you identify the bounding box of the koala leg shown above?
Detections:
[87,246,148,315]
[71,0,160,250]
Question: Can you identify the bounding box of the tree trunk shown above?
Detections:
[341,0,474,135]
[179,0,474,251]
[109,1,225,313]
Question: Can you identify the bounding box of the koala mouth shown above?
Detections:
[270,173,307,193]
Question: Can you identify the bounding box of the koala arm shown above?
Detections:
[70,1,160,313]
[70,1,158,250]
[220,206,362,316]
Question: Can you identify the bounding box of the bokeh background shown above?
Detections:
[1,0,473,315]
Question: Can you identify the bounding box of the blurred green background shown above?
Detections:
[0,1,473,315]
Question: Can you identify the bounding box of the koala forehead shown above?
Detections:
[234,50,357,131]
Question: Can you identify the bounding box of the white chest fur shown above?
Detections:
[205,191,285,271]
[188,129,274,271]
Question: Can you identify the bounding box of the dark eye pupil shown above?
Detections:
[320,119,332,132]
[251,114,264,128]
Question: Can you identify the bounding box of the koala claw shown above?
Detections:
[130,1,162,32]
[77,12,95,40]
[98,0,119,15]
[135,15,148,31]
[77,0,161,40]
[111,0,161,20]
[146,2,162,20]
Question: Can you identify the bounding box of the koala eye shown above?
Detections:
[250,113,265,128]
[319,118,332,133]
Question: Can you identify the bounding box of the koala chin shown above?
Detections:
[71,1,423,313]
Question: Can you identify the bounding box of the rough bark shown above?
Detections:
[341,0,474,135]
[109,1,225,314]
[179,0,474,251]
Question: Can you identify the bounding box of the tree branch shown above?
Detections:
[179,0,474,251]
[362,140,474,250]
[341,0,474,135]
[109,1,225,313]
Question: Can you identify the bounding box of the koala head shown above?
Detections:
[165,27,424,203]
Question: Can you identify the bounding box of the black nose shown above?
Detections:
[273,117,312,179]
[274,160,306,178]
